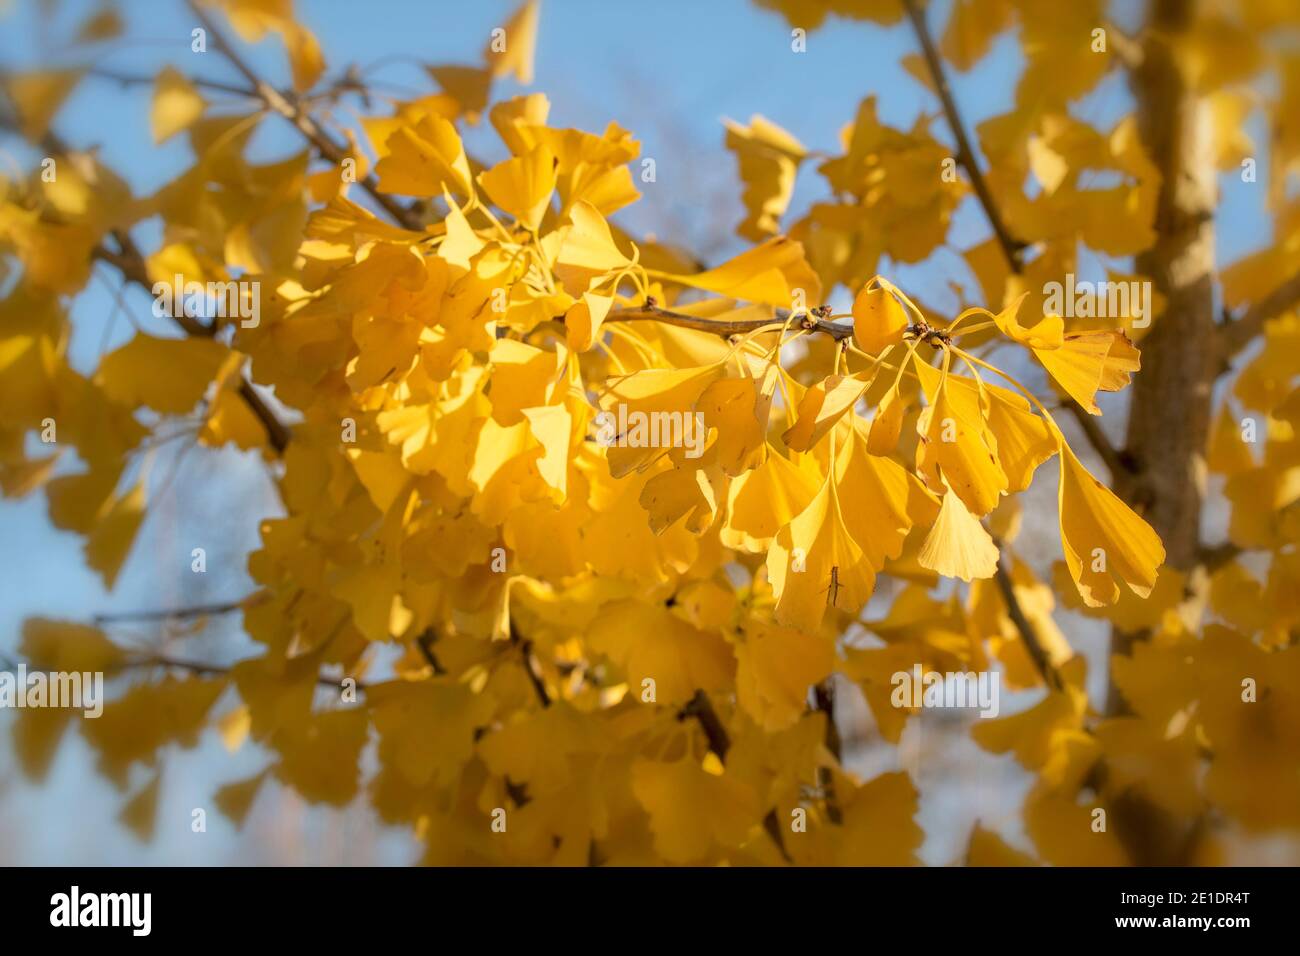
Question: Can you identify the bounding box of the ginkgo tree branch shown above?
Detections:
[992,553,1064,693]
[86,66,256,99]
[606,301,852,340]
[812,680,844,825]
[901,0,1027,272]
[1059,403,1134,479]
[0,114,294,454]
[91,231,292,453]
[186,0,422,231]
[902,0,1133,480]
[509,623,552,708]
[901,0,1129,703]
[679,689,730,760]
[93,595,260,625]
[1217,269,1300,361]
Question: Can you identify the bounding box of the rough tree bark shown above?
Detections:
[1108,0,1218,864]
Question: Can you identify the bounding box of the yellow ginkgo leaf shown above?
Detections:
[766,470,876,633]
[1025,788,1128,866]
[966,825,1037,866]
[374,114,473,198]
[426,64,493,120]
[990,292,1063,350]
[631,755,760,864]
[553,201,632,293]
[119,772,161,842]
[657,236,821,310]
[597,362,724,478]
[782,372,871,452]
[283,23,325,93]
[1058,442,1164,607]
[698,367,777,476]
[914,359,1055,494]
[918,486,1000,581]
[1207,401,1256,475]
[490,93,551,155]
[835,422,919,569]
[588,599,733,704]
[852,284,909,354]
[914,357,1008,517]
[867,381,906,455]
[151,66,205,144]
[20,618,124,673]
[484,0,540,84]
[638,454,725,534]
[477,146,558,231]
[564,290,613,352]
[85,481,145,590]
[723,114,806,241]
[487,338,564,424]
[1034,330,1140,415]
[972,657,1090,770]
[97,333,229,414]
[4,69,83,140]
[792,770,924,866]
[733,617,834,731]
[721,448,822,552]
[214,770,269,828]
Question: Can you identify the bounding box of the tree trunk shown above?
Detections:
[1107,0,1218,864]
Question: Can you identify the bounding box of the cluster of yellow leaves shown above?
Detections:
[9,0,1300,867]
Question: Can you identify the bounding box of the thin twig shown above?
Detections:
[679,689,730,761]
[992,552,1064,692]
[137,655,366,692]
[93,597,255,625]
[606,303,851,340]
[186,0,422,231]
[86,66,254,98]
[507,622,551,708]
[812,680,843,825]
[415,628,446,675]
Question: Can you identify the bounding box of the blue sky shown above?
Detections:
[0,0,1278,863]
